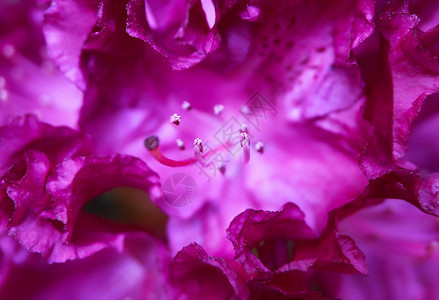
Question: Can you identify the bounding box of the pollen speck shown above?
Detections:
[176,138,185,150]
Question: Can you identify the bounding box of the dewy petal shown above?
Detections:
[169,243,249,299]
[0,114,90,175]
[354,1,439,216]
[361,1,439,179]
[45,154,163,234]
[43,0,100,89]
[43,154,162,263]
[0,115,166,263]
[227,203,367,275]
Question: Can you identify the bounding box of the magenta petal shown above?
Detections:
[246,0,373,120]
[0,235,169,299]
[361,1,439,179]
[0,115,166,263]
[43,0,100,88]
[227,203,367,275]
[5,153,163,263]
[43,154,162,263]
[169,243,248,299]
[127,0,221,70]
[0,114,89,175]
[337,199,439,300]
[227,202,315,273]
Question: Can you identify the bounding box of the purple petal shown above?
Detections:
[169,243,249,299]
[126,0,221,70]
[361,1,439,179]
[0,116,167,263]
[227,203,367,275]
[337,199,439,300]
[43,0,100,88]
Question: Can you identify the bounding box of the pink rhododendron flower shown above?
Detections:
[1,0,439,299]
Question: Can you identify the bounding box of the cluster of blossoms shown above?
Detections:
[1,0,439,299]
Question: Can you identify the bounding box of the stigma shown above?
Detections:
[144,136,196,167]
[240,132,250,163]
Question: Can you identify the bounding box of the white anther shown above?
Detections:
[240,132,250,147]
[193,138,203,153]
[214,104,224,115]
[170,113,181,125]
[240,124,248,133]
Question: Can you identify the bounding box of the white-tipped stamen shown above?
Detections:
[240,132,250,163]
[214,104,224,115]
[193,138,204,153]
[176,138,185,150]
[170,113,181,125]
[255,141,264,154]
[193,138,204,164]
[182,101,192,110]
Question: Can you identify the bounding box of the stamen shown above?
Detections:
[182,101,192,110]
[170,113,181,125]
[240,124,248,133]
[193,138,204,164]
[144,136,196,167]
[255,141,264,154]
[193,138,204,153]
[176,138,185,150]
[241,105,250,115]
[240,132,250,163]
[214,104,224,115]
